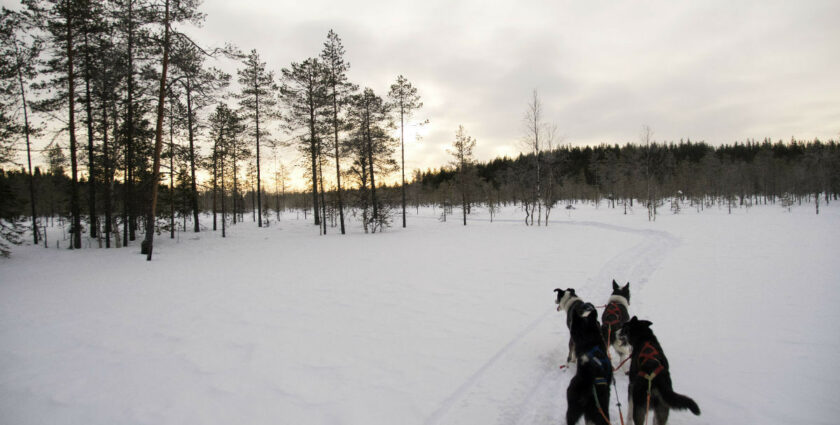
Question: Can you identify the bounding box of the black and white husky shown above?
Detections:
[555,288,597,364]
[566,307,613,425]
[618,317,701,425]
[601,280,631,369]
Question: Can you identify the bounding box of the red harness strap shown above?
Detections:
[603,302,623,326]
[637,341,664,425]
[636,341,665,378]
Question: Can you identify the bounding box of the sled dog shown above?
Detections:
[601,280,631,368]
[566,309,613,425]
[555,288,597,364]
[618,317,701,425]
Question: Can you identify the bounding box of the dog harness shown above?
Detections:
[602,302,627,327]
[636,341,665,379]
[637,341,664,425]
[584,346,615,425]
[583,346,612,386]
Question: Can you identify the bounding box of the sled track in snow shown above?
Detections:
[423,218,680,425]
[422,309,554,425]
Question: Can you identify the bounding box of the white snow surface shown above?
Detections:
[2,203,839,425]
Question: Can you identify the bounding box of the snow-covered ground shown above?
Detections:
[1,202,838,425]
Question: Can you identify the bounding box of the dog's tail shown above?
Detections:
[658,383,701,415]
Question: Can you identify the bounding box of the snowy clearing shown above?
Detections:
[2,203,839,425]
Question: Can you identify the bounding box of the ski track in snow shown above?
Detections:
[424,218,680,425]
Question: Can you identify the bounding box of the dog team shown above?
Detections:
[554,281,701,425]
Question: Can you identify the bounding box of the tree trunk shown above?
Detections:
[815,190,819,215]
[332,85,345,234]
[221,146,226,238]
[365,106,378,232]
[459,157,467,226]
[185,85,200,232]
[360,156,369,233]
[255,79,262,227]
[125,0,136,244]
[400,106,406,228]
[169,98,175,239]
[83,29,96,238]
[212,137,217,231]
[14,37,37,244]
[276,181,280,219]
[102,94,112,248]
[232,140,238,225]
[308,87,320,226]
[319,155,326,235]
[144,0,170,261]
[461,189,467,226]
[67,9,81,249]
[123,146,129,246]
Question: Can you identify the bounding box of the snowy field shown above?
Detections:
[1,202,839,425]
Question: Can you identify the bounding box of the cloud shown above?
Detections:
[12,0,836,186]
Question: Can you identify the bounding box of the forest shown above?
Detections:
[1,0,838,258]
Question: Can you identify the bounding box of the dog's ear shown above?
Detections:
[623,282,630,290]
[638,319,653,328]
[612,280,619,290]
[628,316,638,324]
[554,288,562,294]
[569,288,576,295]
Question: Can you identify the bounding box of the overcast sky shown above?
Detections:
[186,0,839,182]
[5,0,840,188]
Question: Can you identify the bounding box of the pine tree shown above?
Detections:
[170,37,229,232]
[165,87,184,239]
[143,0,171,259]
[320,30,356,234]
[236,49,277,228]
[78,0,106,238]
[207,103,244,238]
[143,0,206,259]
[25,0,87,248]
[448,125,476,226]
[387,75,423,228]
[347,88,396,232]
[0,8,42,244]
[280,57,327,228]
[111,0,150,245]
[90,23,123,248]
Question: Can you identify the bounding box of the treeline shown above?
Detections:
[2,135,838,253]
[407,138,840,222]
[0,0,425,256]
